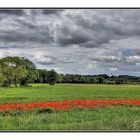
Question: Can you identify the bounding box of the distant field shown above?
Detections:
[0,84,140,131]
[0,84,140,103]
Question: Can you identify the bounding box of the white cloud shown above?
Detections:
[126,56,140,63]
[110,67,118,71]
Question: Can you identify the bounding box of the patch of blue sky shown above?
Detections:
[120,48,135,56]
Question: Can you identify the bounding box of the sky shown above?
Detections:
[0,9,140,76]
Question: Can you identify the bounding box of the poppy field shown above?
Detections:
[0,84,140,131]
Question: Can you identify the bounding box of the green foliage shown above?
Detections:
[97,77,104,83]
[0,56,37,87]
[0,68,5,86]
[115,78,124,85]
[37,69,49,83]
[47,69,58,85]
[1,80,10,87]
[13,66,28,86]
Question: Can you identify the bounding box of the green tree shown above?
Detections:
[57,74,64,83]
[0,56,37,87]
[97,77,104,84]
[47,69,58,85]
[1,65,13,86]
[19,57,38,85]
[0,67,5,86]
[13,66,28,86]
[37,69,49,83]
[115,78,124,85]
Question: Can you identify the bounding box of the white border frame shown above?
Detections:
[0,0,140,7]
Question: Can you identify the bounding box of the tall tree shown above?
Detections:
[48,69,58,85]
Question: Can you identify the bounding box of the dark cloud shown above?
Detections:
[36,61,55,65]
[54,26,93,46]
[15,19,37,29]
[0,9,140,75]
[0,29,53,44]
[57,35,91,46]
[42,9,62,15]
[0,10,24,16]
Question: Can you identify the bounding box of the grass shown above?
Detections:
[0,106,140,131]
[0,84,140,103]
[0,84,140,131]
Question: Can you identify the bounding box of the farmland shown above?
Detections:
[0,84,140,131]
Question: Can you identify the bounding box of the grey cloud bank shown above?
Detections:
[0,9,140,76]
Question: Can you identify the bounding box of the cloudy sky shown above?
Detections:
[0,9,140,76]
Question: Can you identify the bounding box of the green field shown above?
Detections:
[0,84,140,131]
[1,84,140,103]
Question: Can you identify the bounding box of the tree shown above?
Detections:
[115,78,124,85]
[47,69,58,85]
[0,65,14,87]
[97,77,104,83]
[0,67,5,86]
[0,56,37,87]
[13,66,28,86]
[57,74,64,83]
[37,69,49,83]
[19,57,38,85]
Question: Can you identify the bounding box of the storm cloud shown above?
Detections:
[0,9,140,75]
[0,10,24,16]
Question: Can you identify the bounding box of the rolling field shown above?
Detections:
[0,84,140,131]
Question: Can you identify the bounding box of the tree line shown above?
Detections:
[0,56,140,87]
[36,71,140,84]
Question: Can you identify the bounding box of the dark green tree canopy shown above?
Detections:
[47,69,58,85]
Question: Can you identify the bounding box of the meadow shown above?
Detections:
[0,84,140,131]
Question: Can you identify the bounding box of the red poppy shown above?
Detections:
[0,99,140,111]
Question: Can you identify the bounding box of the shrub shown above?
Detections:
[115,78,124,84]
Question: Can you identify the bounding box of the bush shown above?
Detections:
[97,77,104,83]
[1,80,10,87]
[115,78,124,84]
